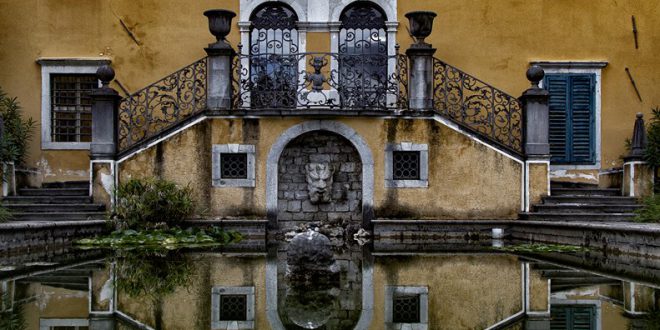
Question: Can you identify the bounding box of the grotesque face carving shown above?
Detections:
[306,163,335,204]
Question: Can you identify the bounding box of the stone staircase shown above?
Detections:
[520,182,641,222]
[532,263,621,293]
[3,181,106,221]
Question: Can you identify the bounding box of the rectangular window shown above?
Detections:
[220,153,248,179]
[219,294,248,321]
[544,74,596,165]
[212,144,256,187]
[50,74,97,143]
[392,294,421,323]
[392,151,421,180]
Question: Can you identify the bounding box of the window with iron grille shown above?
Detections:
[219,294,248,321]
[50,74,97,142]
[392,294,421,323]
[392,151,420,180]
[220,153,248,179]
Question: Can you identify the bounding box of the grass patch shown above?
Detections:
[495,243,588,253]
[76,226,242,249]
[635,195,660,223]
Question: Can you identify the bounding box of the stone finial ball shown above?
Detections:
[96,65,115,85]
[526,65,545,85]
[637,112,644,119]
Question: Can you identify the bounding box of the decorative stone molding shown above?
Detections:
[385,143,429,188]
[212,144,256,187]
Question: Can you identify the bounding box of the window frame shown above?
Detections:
[385,286,429,330]
[212,144,256,187]
[385,143,429,188]
[211,286,255,330]
[37,58,109,150]
[533,61,607,170]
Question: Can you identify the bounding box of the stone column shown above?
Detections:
[90,65,121,210]
[520,66,551,211]
[406,46,435,111]
[623,113,654,197]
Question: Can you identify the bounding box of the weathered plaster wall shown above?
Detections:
[371,255,523,329]
[118,117,522,220]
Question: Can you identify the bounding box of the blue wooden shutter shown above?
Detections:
[550,305,596,330]
[545,74,596,164]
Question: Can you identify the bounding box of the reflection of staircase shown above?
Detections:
[532,263,621,292]
[521,182,641,222]
[17,268,93,291]
[3,181,105,221]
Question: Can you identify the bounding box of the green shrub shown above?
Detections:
[644,107,660,167]
[634,195,660,223]
[0,87,35,166]
[0,291,25,330]
[0,204,12,223]
[115,250,193,301]
[114,178,194,229]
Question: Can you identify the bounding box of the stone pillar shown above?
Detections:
[90,65,121,210]
[623,113,654,198]
[204,10,237,110]
[406,47,435,111]
[520,66,551,211]
[89,313,116,330]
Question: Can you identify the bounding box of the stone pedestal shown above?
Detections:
[91,161,115,209]
[623,159,654,198]
[406,46,436,111]
[2,161,16,196]
[89,313,115,330]
[206,46,235,110]
[526,158,550,211]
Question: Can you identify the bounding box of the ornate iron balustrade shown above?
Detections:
[118,58,207,152]
[432,58,524,154]
[231,52,408,111]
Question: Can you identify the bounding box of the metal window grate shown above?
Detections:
[392,151,420,180]
[393,294,420,323]
[221,153,248,179]
[219,294,247,321]
[51,74,97,142]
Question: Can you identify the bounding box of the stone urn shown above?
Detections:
[405,11,437,47]
[204,9,236,48]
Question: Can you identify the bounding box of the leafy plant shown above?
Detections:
[113,178,195,229]
[0,291,25,330]
[77,226,241,248]
[634,195,660,223]
[115,250,193,301]
[0,87,35,166]
[0,204,11,223]
[644,107,660,167]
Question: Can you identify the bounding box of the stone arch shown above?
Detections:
[330,0,397,23]
[266,120,374,229]
[239,0,307,22]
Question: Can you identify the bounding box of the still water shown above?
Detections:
[1,238,658,330]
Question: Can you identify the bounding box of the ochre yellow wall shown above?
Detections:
[2,0,659,184]
[118,117,523,219]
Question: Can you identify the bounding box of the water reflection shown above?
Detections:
[0,243,659,330]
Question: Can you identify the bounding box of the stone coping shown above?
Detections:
[0,220,106,230]
[185,219,268,225]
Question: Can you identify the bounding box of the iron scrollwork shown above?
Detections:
[117,58,207,152]
[432,57,523,154]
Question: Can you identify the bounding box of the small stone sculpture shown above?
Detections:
[306,163,335,204]
[306,56,327,91]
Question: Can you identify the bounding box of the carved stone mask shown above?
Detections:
[306,163,335,204]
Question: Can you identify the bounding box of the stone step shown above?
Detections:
[9,212,106,221]
[18,188,89,197]
[551,188,621,196]
[550,181,599,189]
[519,212,637,222]
[41,181,89,189]
[4,203,105,212]
[542,196,638,205]
[534,204,642,214]
[3,196,93,204]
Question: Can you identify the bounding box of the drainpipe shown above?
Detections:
[520,66,551,212]
[90,65,121,211]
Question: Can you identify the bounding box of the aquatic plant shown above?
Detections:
[77,226,241,248]
[113,178,195,229]
[495,243,588,253]
[0,87,35,167]
[634,195,660,223]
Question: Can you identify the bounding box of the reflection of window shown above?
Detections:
[212,144,255,187]
[211,286,255,330]
[385,286,428,330]
[249,3,299,108]
[550,304,597,330]
[385,143,429,188]
[39,319,89,330]
[338,2,388,108]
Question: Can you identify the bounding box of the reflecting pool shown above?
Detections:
[1,239,659,330]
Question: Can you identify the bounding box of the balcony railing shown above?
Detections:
[432,58,524,154]
[231,52,409,111]
[117,58,207,153]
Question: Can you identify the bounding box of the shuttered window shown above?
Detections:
[550,304,596,330]
[544,74,596,164]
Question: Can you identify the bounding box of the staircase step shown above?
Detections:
[520,212,637,222]
[534,204,642,213]
[551,188,621,196]
[18,188,89,197]
[9,212,106,221]
[542,196,637,205]
[553,188,622,197]
[3,196,93,204]
[41,181,89,189]
[551,181,600,189]
[4,203,105,212]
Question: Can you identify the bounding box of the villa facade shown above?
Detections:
[0,0,658,226]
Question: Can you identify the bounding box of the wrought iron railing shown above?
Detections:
[118,57,207,152]
[231,52,408,111]
[432,58,524,154]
